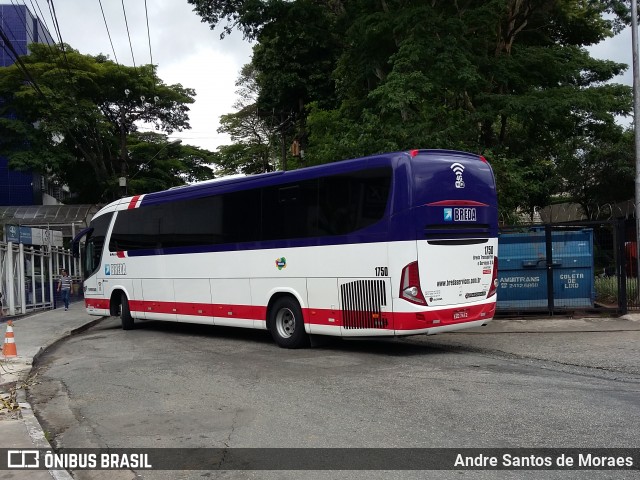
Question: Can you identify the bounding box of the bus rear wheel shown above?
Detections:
[120,293,135,330]
[269,297,309,349]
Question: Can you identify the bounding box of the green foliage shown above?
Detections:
[214,63,280,174]
[127,132,216,194]
[193,0,634,219]
[0,43,201,202]
[594,276,637,307]
[557,128,635,219]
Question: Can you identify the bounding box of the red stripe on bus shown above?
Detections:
[85,299,110,310]
[128,195,141,209]
[129,300,266,319]
[393,302,495,330]
[87,298,495,330]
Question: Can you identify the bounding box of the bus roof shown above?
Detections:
[139,151,399,207]
[92,149,488,218]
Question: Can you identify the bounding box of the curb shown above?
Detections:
[16,387,73,480]
[11,316,107,480]
[30,317,105,367]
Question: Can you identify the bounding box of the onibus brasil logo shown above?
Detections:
[275,257,287,270]
[451,162,465,189]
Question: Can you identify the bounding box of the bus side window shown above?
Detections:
[318,169,391,235]
[319,177,352,235]
[261,180,318,241]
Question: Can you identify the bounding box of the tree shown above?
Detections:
[0,43,200,202]
[127,132,217,195]
[192,0,634,219]
[215,63,280,174]
[191,0,341,165]
[557,128,635,219]
[304,0,632,218]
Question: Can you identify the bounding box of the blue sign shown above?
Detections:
[19,226,32,245]
[443,208,452,222]
[4,224,62,246]
[5,225,33,244]
[6,224,19,243]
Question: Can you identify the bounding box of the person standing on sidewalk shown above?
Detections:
[57,269,73,311]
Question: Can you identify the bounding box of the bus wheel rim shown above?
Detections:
[275,308,295,338]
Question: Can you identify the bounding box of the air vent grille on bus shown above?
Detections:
[340,280,387,329]
[424,224,490,240]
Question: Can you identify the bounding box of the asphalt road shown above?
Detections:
[27,317,640,480]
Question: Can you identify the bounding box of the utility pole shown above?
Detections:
[119,108,127,197]
[281,131,287,171]
[632,0,640,290]
[119,89,131,197]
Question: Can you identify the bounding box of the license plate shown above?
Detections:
[453,309,469,320]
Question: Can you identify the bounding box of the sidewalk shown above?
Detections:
[1,307,639,479]
[1,302,102,480]
[460,312,640,334]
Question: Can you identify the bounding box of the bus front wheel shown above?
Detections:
[120,293,135,330]
[269,297,309,349]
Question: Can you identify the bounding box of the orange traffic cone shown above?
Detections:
[2,320,17,358]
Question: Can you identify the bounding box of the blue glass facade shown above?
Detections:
[0,4,54,205]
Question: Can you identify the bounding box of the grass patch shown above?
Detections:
[595,276,639,306]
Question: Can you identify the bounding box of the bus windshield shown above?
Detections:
[83,213,112,279]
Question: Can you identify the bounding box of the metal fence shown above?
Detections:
[0,241,82,318]
[496,220,635,315]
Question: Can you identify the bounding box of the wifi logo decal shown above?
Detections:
[451,163,465,189]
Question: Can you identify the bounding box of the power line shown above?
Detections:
[14,0,74,91]
[144,0,153,67]
[29,0,56,43]
[0,20,102,173]
[97,0,120,65]
[0,2,78,116]
[3,1,25,42]
[7,1,25,38]
[120,0,136,68]
[0,24,50,107]
[45,0,72,78]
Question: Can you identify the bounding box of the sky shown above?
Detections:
[589,23,634,128]
[39,1,637,151]
[53,0,253,152]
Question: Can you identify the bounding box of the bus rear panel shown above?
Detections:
[389,150,498,334]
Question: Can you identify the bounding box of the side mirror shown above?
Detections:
[72,227,93,258]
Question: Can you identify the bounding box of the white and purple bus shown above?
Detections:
[76,149,498,348]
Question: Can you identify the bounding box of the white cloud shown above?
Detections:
[52,0,252,151]
[588,27,633,127]
[589,27,633,86]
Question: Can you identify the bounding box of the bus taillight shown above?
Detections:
[400,261,427,305]
[487,256,498,298]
